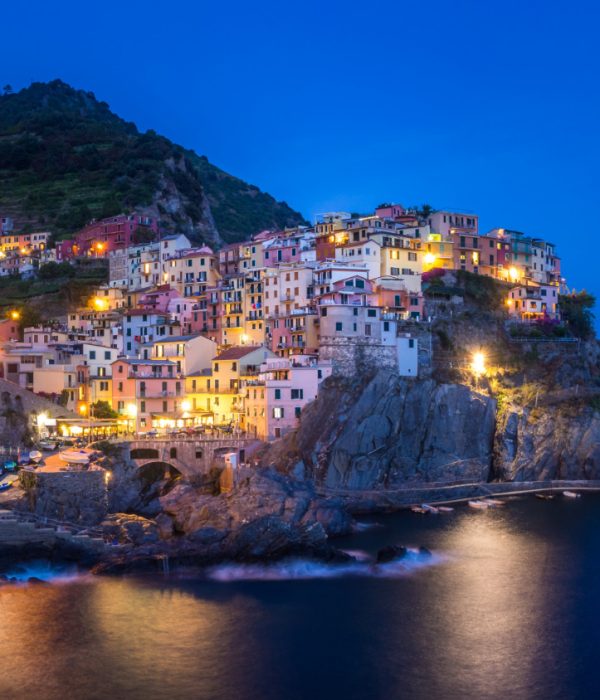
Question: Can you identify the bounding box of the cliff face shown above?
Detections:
[267,372,497,489]
[265,367,600,489]
[494,406,600,481]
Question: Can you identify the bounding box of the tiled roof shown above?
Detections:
[214,346,262,361]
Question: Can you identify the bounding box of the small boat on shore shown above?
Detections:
[437,506,454,512]
[29,451,43,463]
[0,482,12,492]
[563,491,581,499]
[60,450,91,465]
[411,506,427,514]
[482,498,505,507]
[468,500,489,510]
[421,504,439,514]
[536,493,555,501]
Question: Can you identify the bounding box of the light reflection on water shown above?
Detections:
[1,496,600,700]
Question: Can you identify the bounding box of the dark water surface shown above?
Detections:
[2,494,600,699]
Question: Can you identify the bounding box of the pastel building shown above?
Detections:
[111,358,181,432]
[507,283,559,321]
[244,354,332,440]
[185,346,275,427]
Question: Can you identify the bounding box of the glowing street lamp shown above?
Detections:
[424,252,436,266]
[471,352,486,389]
[10,310,20,321]
[93,297,108,311]
[181,400,191,413]
[79,403,88,416]
[509,267,519,282]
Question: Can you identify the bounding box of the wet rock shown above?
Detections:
[376,545,408,563]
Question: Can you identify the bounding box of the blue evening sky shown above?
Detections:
[2,0,599,317]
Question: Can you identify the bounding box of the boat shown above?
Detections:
[0,482,12,492]
[411,506,427,514]
[468,500,489,510]
[535,493,555,500]
[59,450,91,465]
[29,450,43,463]
[3,461,17,472]
[421,504,439,514]
[39,440,57,451]
[437,506,454,512]
[563,491,581,499]
[482,498,505,507]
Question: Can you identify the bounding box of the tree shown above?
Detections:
[559,291,596,339]
[2,84,13,95]
[91,400,118,419]
[131,226,157,245]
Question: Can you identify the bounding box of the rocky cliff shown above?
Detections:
[263,344,600,490]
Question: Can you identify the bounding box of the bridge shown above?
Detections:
[125,437,261,481]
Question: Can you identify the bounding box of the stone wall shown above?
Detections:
[318,336,397,376]
[20,470,108,525]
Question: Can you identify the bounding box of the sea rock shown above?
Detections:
[101,513,160,545]
[376,545,408,563]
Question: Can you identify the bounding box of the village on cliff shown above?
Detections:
[0,204,567,444]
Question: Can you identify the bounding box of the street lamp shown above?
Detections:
[126,403,137,435]
[471,351,486,390]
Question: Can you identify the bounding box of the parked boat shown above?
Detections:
[437,506,454,512]
[29,450,43,463]
[60,450,90,465]
[536,493,555,500]
[563,491,581,499]
[411,506,427,514]
[0,482,12,492]
[39,440,57,451]
[421,504,439,514]
[468,500,489,510]
[3,461,17,472]
[482,498,505,507]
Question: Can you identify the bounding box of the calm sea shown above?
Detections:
[1,494,600,699]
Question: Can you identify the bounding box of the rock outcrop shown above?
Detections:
[494,405,600,481]
[266,371,497,489]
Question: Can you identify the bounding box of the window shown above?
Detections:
[274,389,282,400]
[408,252,417,261]
[291,389,304,399]
[367,309,376,317]
[335,322,343,331]
[104,351,111,360]
[89,350,96,360]
[232,362,237,371]
[355,278,365,288]
[295,406,302,418]
[383,321,389,332]
[273,407,284,419]
[195,450,203,459]
[409,339,415,348]
[365,323,371,336]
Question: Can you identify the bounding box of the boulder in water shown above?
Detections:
[376,545,408,563]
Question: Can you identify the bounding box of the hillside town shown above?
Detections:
[0,204,566,441]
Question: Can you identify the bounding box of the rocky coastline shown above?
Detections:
[1,333,600,577]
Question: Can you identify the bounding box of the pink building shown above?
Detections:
[0,318,20,343]
[375,203,406,220]
[111,358,182,433]
[58,213,159,259]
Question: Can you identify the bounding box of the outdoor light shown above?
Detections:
[10,310,20,320]
[79,403,88,415]
[181,400,191,412]
[471,351,486,376]
[126,403,138,418]
[93,297,107,311]
[241,334,249,344]
[424,252,436,265]
[509,267,519,281]
[37,412,48,429]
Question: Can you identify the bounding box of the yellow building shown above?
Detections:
[422,233,454,271]
[185,346,276,428]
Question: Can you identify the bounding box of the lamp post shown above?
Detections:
[471,351,486,391]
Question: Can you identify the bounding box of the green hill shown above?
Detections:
[0,80,306,245]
